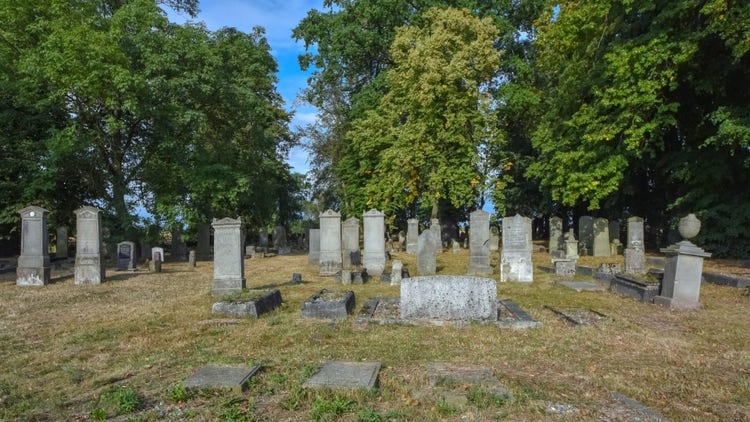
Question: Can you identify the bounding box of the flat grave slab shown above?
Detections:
[300,289,355,319]
[425,362,512,399]
[545,306,610,326]
[303,361,381,390]
[556,280,606,292]
[184,364,261,393]
[603,391,671,421]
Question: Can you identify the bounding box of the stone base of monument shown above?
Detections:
[300,289,355,319]
[303,361,381,390]
[16,267,51,286]
[610,274,661,303]
[211,289,282,318]
[184,364,261,393]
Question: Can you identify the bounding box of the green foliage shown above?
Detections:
[356,407,385,422]
[215,395,255,422]
[466,385,508,409]
[97,385,141,416]
[310,393,355,422]
[435,398,459,415]
[166,383,193,403]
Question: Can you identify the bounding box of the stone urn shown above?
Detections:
[678,213,701,240]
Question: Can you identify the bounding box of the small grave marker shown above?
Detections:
[184,364,261,394]
[304,361,381,390]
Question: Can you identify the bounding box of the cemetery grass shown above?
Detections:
[0,251,748,421]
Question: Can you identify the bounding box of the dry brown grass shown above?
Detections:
[0,249,748,421]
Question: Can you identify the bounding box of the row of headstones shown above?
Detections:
[549,216,645,257]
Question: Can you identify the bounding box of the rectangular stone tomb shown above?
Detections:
[400,276,497,322]
[702,272,750,289]
[300,289,355,319]
[184,364,261,393]
[545,306,609,326]
[211,289,282,318]
[304,361,381,390]
[610,274,660,303]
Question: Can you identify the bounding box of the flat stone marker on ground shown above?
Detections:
[422,362,512,406]
[608,392,671,421]
[556,280,606,292]
[184,364,261,394]
[304,361,381,390]
[545,306,609,326]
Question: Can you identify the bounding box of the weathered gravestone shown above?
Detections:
[400,276,497,322]
[467,210,492,275]
[151,247,165,263]
[548,216,563,253]
[273,225,289,254]
[417,230,437,275]
[211,217,245,296]
[390,260,403,286]
[319,210,342,276]
[430,218,442,251]
[300,289,355,319]
[171,228,187,261]
[625,217,646,275]
[184,365,261,394]
[593,218,611,257]
[116,241,136,271]
[608,220,621,245]
[341,217,360,269]
[258,226,269,251]
[578,216,594,256]
[304,361,381,390]
[197,223,211,260]
[307,228,320,266]
[500,214,533,283]
[74,206,104,285]
[406,218,418,254]
[489,226,500,252]
[17,206,51,286]
[627,216,644,249]
[363,209,386,276]
[188,250,196,268]
[56,226,69,259]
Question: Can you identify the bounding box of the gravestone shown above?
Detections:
[341,217,360,269]
[489,226,500,252]
[151,247,165,263]
[406,218,418,254]
[74,206,104,285]
[363,209,385,276]
[273,225,288,254]
[211,217,245,296]
[400,276,497,321]
[500,214,533,282]
[390,260,403,286]
[300,290,355,319]
[610,239,622,256]
[564,229,579,260]
[17,206,51,286]
[417,230,437,275]
[319,210,342,276]
[185,365,261,394]
[304,361,381,390]
[627,216,644,250]
[116,241,136,271]
[548,216,563,253]
[467,210,492,275]
[197,223,211,260]
[578,216,594,256]
[608,220,621,244]
[593,218,610,257]
[398,230,406,251]
[307,228,320,266]
[430,218,442,251]
[56,226,69,259]
[258,226,269,251]
[171,228,187,261]
[188,250,196,268]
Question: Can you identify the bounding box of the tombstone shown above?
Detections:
[74,206,104,285]
[319,210,343,276]
[258,226,269,251]
[417,230,437,275]
[397,231,406,251]
[578,216,594,256]
[17,206,51,286]
[610,239,622,256]
[624,246,646,275]
[655,214,711,309]
[406,218,418,254]
[391,260,403,286]
[151,247,165,263]
[500,214,533,283]
[400,276,497,321]
[363,210,386,276]
[341,217,360,269]
[56,226,69,259]
[197,223,211,260]
[627,216,644,250]
[608,220,621,245]
[188,250,196,268]
[211,217,245,296]
[273,225,287,253]
[171,228,186,261]
[307,228,320,266]
[489,226,500,252]
[548,217,563,253]
[116,241,136,271]
[468,210,492,275]
[430,218,442,251]
[563,229,579,260]
[593,218,610,257]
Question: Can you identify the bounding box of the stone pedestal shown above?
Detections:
[17,206,51,286]
[363,210,385,276]
[564,229,579,260]
[211,217,245,296]
[319,210,342,276]
[655,241,711,309]
[74,206,105,285]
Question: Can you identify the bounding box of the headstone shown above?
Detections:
[300,289,355,319]
[627,216,644,250]
[307,228,320,266]
[304,361,381,390]
[340,270,352,285]
[500,214,533,283]
[548,217,563,253]
[151,247,165,263]
[564,229,579,260]
[171,228,187,261]
[211,217,245,296]
[553,259,576,278]
[56,226,69,259]
[397,231,406,251]
[608,220,621,244]
[406,218,418,254]
[17,206,51,286]
[467,210,492,275]
[116,241,136,271]
[197,223,211,260]
[400,276,497,321]
[489,226,500,252]
[390,260,403,286]
[74,206,104,285]
[578,216,594,256]
[273,225,288,253]
[363,210,385,276]
[624,242,646,275]
[341,217,360,269]
[319,210,342,276]
[417,230,437,275]
[188,250,196,268]
[430,218,442,251]
[258,227,269,251]
[593,218,610,257]
[610,239,622,256]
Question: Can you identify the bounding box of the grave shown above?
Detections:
[171,228,187,261]
[593,218,610,257]
[406,218,418,254]
[116,241,136,271]
[258,226,269,251]
[184,364,261,394]
[627,216,644,249]
[307,229,320,266]
[578,216,594,256]
[56,226,69,259]
[319,210,342,276]
[341,217,360,269]
[400,276,497,322]
[273,225,288,254]
[500,214,533,283]
[556,280,606,292]
[74,206,105,285]
[197,223,211,260]
[304,361,381,390]
[545,306,609,326]
[553,260,576,278]
[609,220,621,244]
[422,363,512,407]
[548,216,563,253]
[211,217,245,296]
[300,289,355,319]
[188,250,196,267]
[17,206,51,286]
[390,260,403,286]
[430,218,442,251]
[363,209,386,276]
[610,273,661,303]
[467,210,492,275]
[151,247,165,263]
[489,226,500,252]
[211,289,282,317]
[416,230,437,275]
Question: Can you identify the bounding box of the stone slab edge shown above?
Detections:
[304,361,381,390]
[611,392,670,421]
[184,364,261,394]
[702,272,750,288]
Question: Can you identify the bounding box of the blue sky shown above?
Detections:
[167,0,325,174]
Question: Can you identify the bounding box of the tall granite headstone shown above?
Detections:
[17,206,51,286]
[500,214,533,283]
[74,207,104,285]
[578,216,594,256]
[627,217,644,250]
[211,217,245,296]
[548,216,563,253]
[307,229,320,266]
[467,210,492,275]
[197,223,211,260]
[489,226,500,252]
[319,210,343,276]
[363,209,385,276]
[593,218,610,257]
[417,230,437,275]
[116,241,136,271]
[341,217,360,269]
[406,218,418,254]
[56,226,69,259]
